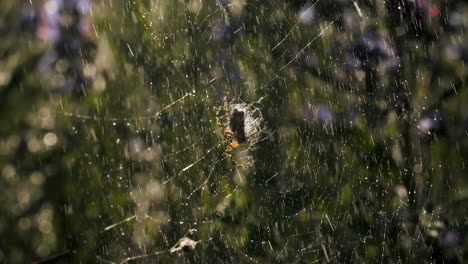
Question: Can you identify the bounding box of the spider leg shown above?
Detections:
[225,140,242,153]
[216,106,226,130]
[216,119,233,139]
[216,92,235,139]
[225,141,253,168]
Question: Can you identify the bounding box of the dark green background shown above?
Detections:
[1,0,467,263]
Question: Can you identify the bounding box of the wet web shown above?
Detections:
[59,74,342,263]
[67,4,343,264]
[50,0,448,263]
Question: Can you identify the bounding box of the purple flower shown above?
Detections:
[439,231,461,248]
[417,110,445,136]
[37,0,62,42]
[302,104,335,125]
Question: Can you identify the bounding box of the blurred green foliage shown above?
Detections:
[1,0,468,263]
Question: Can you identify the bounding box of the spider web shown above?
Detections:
[83,3,349,262]
[57,1,392,263]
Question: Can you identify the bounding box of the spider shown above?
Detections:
[216,94,255,168]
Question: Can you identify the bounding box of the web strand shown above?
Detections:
[57,92,193,122]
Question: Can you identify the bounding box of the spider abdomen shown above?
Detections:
[230,109,247,143]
